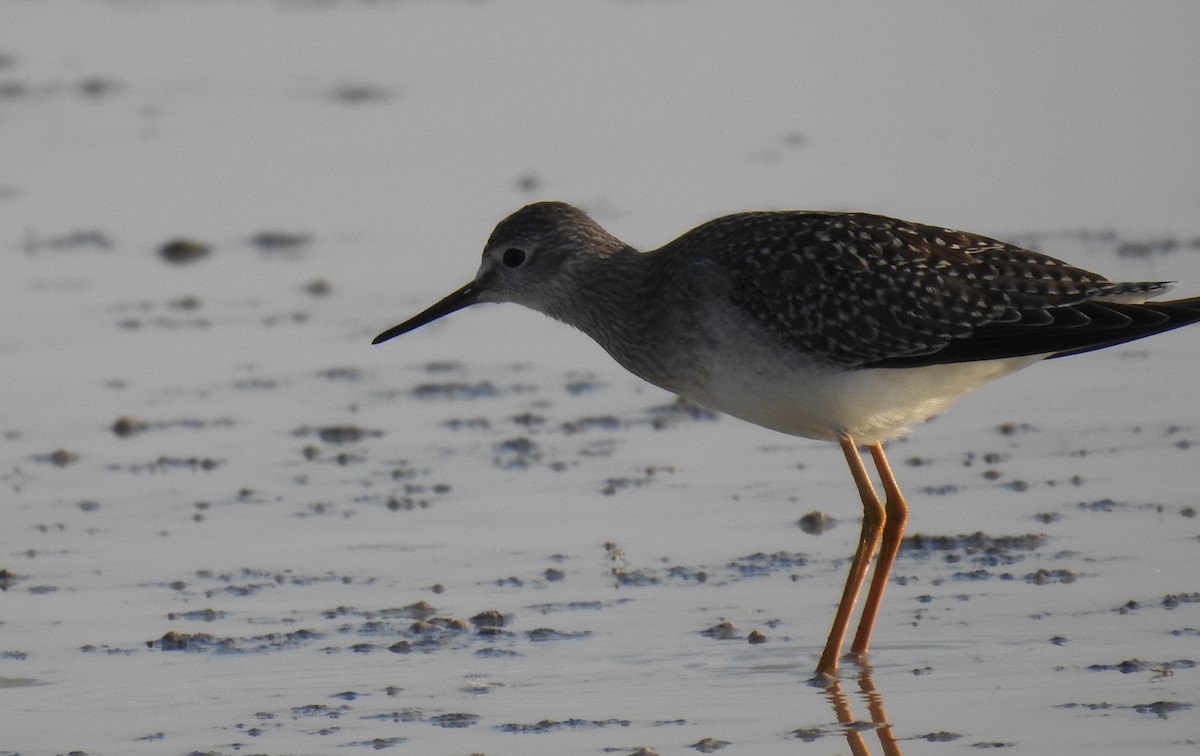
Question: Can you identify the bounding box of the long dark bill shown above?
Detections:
[371,281,480,344]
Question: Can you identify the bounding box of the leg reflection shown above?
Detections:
[812,661,902,755]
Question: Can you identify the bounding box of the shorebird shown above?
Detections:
[373,201,1200,676]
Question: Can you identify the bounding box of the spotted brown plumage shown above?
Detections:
[667,210,1187,367]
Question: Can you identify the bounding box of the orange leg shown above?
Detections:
[850,443,908,657]
[816,435,885,677]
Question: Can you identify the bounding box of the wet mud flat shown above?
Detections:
[3,224,1199,754]
[4,2,1200,753]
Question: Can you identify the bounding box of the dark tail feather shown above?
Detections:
[869,295,1200,368]
[1046,295,1200,359]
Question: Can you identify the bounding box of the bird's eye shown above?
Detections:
[502,248,527,268]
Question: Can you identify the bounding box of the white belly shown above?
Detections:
[676,336,1044,445]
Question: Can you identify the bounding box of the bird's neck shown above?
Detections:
[542,248,695,388]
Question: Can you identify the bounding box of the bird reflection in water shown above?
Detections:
[797,663,902,755]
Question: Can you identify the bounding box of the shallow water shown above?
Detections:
[3,2,1199,754]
